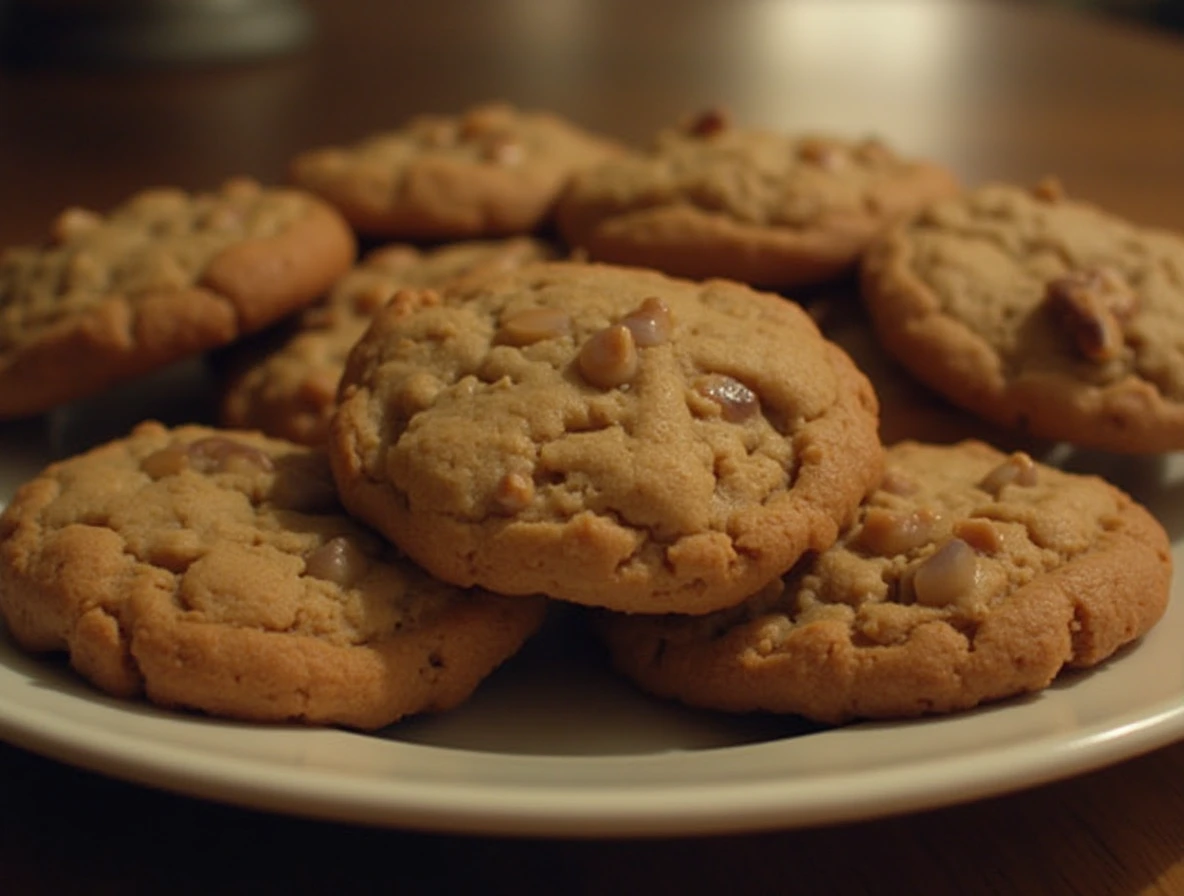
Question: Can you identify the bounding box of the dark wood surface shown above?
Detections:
[3,1,1184,892]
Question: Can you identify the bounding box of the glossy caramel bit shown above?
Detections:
[620,296,674,347]
[498,307,572,346]
[578,324,639,389]
[303,536,370,586]
[694,374,760,422]
[186,436,275,475]
[977,452,1038,495]
[953,517,1003,555]
[911,538,978,608]
[141,437,275,478]
[857,507,944,556]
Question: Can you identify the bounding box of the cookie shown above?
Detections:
[0,422,546,729]
[860,180,1184,453]
[219,237,555,445]
[808,293,1043,450]
[554,110,960,289]
[289,102,625,240]
[0,178,356,420]
[329,261,883,615]
[598,440,1171,723]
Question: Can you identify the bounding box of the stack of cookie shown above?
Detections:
[0,101,1174,730]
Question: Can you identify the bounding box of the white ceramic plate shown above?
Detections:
[0,365,1182,837]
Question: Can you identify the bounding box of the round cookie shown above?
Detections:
[0,178,356,419]
[220,237,556,445]
[808,293,1044,450]
[329,261,884,615]
[0,422,546,729]
[289,102,625,240]
[598,440,1172,723]
[860,180,1184,453]
[554,110,960,289]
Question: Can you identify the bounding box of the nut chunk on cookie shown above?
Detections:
[328,261,883,615]
[598,441,1172,723]
[0,422,546,729]
[555,109,959,288]
[860,180,1184,452]
[0,179,356,419]
[219,237,555,445]
[289,102,625,240]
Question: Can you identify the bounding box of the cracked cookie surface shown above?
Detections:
[555,113,959,288]
[329,261,883,615]
[0,421,546,728]
[290,102,625,240]
[860,181,1184,452]
[0,179,356,419]
[598,440,1171,722]
[220,237,555,445]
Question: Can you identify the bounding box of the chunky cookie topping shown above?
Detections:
[598,440,1171,722]
[330,261,882,614]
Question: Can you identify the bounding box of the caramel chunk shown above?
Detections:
[977,452,1038,495]
[620,296,674,347]
[858,507,944,556]
[1045,267,1139,362]
[578,324,638,389]
[911,538,978,608]
[694,374,760,422]
[303,536,370,586]
[187,436,275,475]
[499,307,572,346]
[141,444,190,479]
[953,517,1003,555]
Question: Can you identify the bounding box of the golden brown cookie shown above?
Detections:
[598,440,1172,723]
[0,179,356,420]
[0,422,546,729]
[219,237,556,445]
[808,293,1043,450]
[289,102,625,240]
[329,261,883,615]
[555,110,959,289]
[860,180,1184,453]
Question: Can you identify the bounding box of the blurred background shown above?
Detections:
[0,0,1182,246]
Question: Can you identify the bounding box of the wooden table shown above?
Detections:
[2,1,1184,892]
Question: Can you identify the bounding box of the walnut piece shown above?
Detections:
[1045,266,1139,362]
